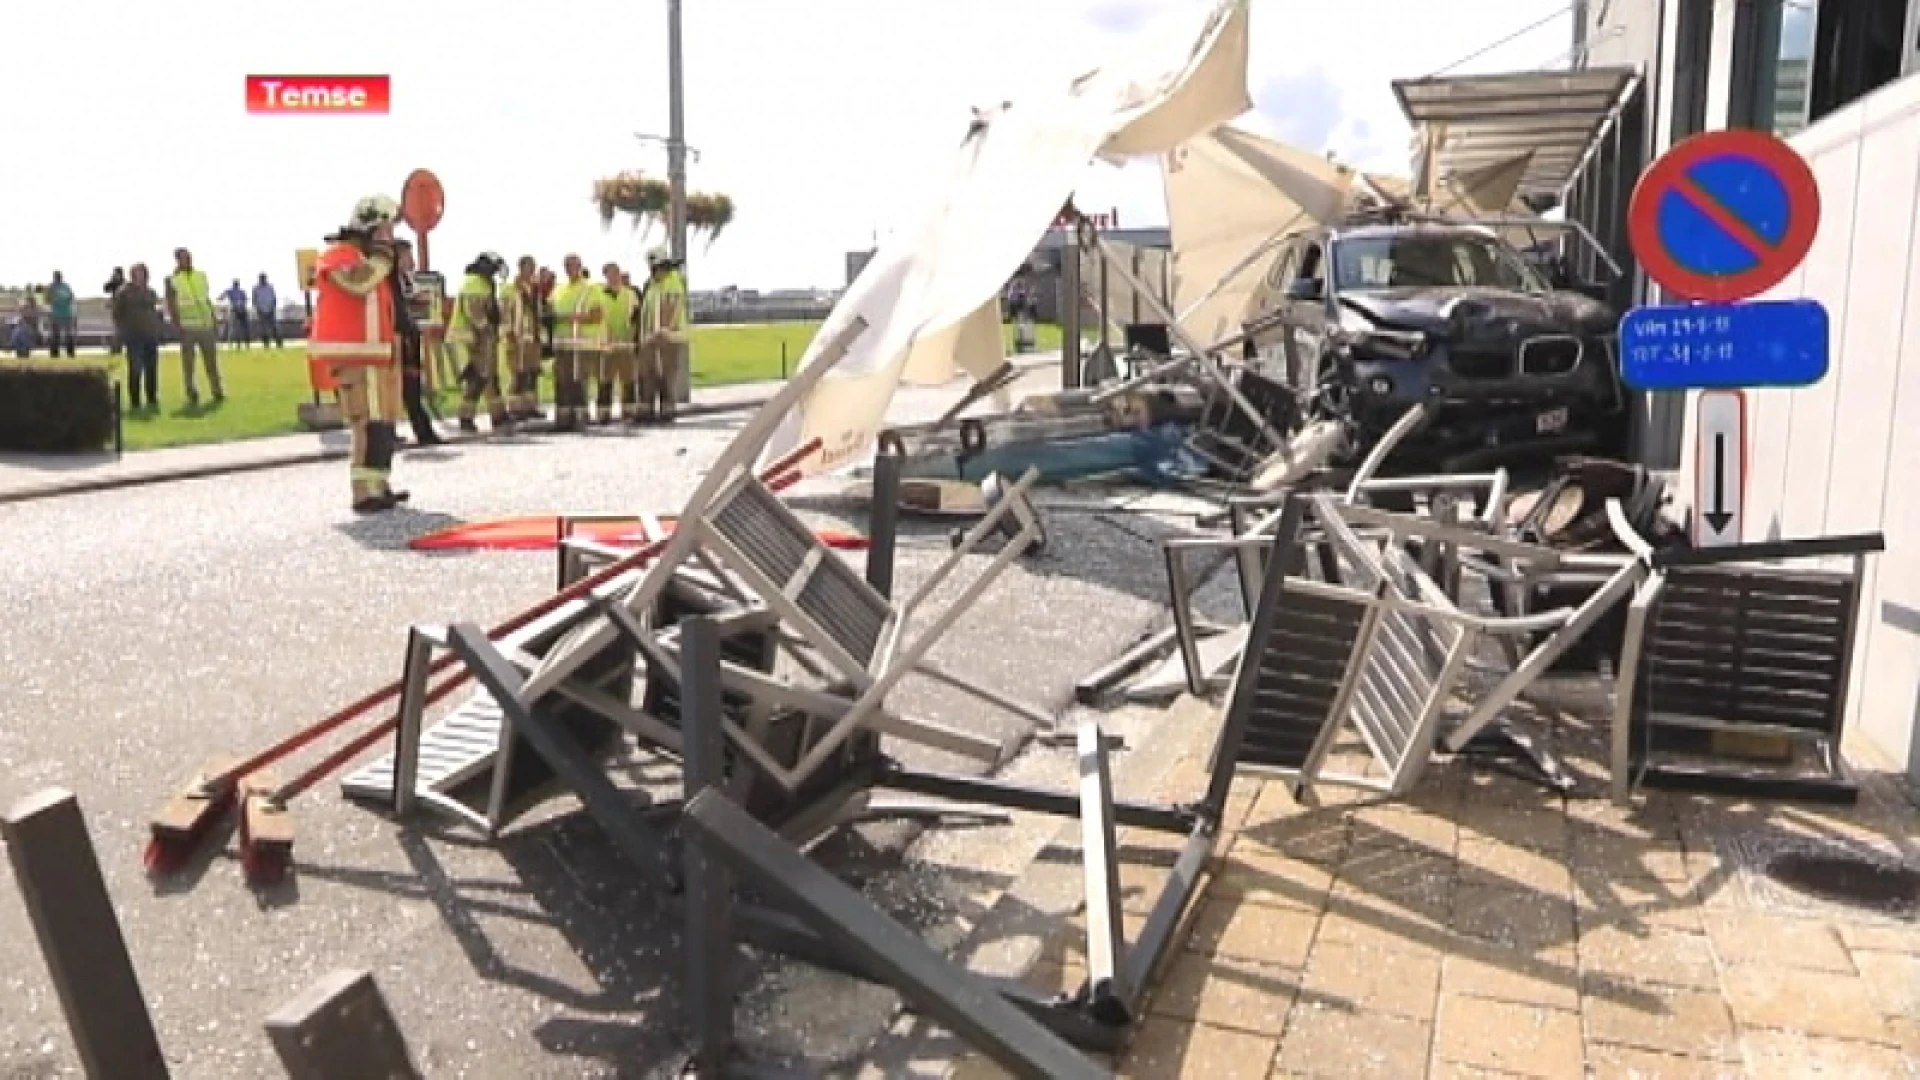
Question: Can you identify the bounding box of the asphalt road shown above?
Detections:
[0,408,1198,1077]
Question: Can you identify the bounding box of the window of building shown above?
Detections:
[1745,0,1911,136]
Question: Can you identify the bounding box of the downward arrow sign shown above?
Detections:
[1703,433,1734,535]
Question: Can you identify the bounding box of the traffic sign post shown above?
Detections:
[400,169,445,271]
[1693,389,1747,547]
[1627,128,1820,305]
[1620,128,1826,530]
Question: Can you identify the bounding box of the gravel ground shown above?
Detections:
[0,406,1211,1077]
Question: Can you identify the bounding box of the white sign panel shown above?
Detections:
[1694,389,1746,547]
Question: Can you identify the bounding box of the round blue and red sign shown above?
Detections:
[1627,129,1821,304]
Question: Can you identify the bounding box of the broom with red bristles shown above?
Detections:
[147,438,824,884]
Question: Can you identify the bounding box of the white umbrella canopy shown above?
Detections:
[1163,126,1360,348]
[755,0,1254,479]
[1162,124,1539,348]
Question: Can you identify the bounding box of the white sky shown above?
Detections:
[5,0,1572,294]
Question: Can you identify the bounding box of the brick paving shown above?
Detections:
[955,695,1920,1079]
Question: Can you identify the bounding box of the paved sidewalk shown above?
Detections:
[948,694,1920,1079]
[0,380,780,504]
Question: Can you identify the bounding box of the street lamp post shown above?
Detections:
[667,0,689,267]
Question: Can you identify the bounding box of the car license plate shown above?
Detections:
[1536,407,1570,434]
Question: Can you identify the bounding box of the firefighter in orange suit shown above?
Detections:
[310,195,409,512]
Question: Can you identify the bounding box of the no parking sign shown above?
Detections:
[1619,128,1830,394]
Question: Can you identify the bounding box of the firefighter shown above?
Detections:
[449,252,512,435]
[597,262,641,425]
[504,256,544,421]
[549,254,606,432]
[636,246,689,424]
[310,195,408,512]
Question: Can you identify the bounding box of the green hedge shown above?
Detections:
[0,363,117,453]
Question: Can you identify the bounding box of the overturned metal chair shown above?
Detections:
[1202,493,1578,802]
[592,464,1047,796]
[1159,404,1514,699]
[1320,496,1651,790]
[1609,519,1885,806]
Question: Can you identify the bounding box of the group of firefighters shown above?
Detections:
[306,193,691,513]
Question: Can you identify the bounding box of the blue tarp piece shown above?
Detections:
[900,424,1204,488]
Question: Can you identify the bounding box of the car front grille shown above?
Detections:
[1519,335,1583,375]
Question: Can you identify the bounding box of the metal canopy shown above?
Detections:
[1393,66,1641,199]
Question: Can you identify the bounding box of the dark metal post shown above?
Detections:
[681,790,1104,1080]
[392,629,434,816]
[1076,721,1127,1008]
[2,788,169,1080]
[867,450,903,600]
[1061,231,1082,390]
[680,616,736,1075]
[1099,250,1112,353]
[263,969,421,1080]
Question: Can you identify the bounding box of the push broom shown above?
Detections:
[148,437,824,882]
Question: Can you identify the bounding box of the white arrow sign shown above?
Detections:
[1694,390,1746,547]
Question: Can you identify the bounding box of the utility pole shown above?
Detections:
[666,0,689,267]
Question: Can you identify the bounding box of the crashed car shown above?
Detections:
[1242,216,1629,470]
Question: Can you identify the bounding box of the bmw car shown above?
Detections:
[1242,217,1629,471]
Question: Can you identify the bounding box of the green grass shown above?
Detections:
[10,319,1072,452]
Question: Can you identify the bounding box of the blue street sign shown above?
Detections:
[1618,299,1829,392]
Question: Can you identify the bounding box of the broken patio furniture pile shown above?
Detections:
[323,419,1882,1076]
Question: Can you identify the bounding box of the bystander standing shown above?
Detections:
[111,264,165,410]
[103,268,126,355]
[223,279,251,346]
[17,288,42,355]
[252,273,283,348]
[44,272,76,357]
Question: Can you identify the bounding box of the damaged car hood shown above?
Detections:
[1338,287,1613,338]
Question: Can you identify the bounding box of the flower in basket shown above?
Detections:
[593,171,673,229]
[685,192,736,248]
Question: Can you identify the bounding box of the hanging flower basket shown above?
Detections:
[593,170,737,252]
[685,192,735,245]
[594,171,672,228]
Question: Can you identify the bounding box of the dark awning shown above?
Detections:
[1392,66,1642,200]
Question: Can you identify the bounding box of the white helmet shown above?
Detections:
[646,245,672,267]
[350,194,400,230]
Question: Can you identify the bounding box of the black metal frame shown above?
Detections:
[426,447,1272,1073]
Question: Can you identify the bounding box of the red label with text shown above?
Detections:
[246,75,391,115]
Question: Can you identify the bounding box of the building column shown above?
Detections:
[1904,0,1920,77]
[1653,0,1684,157]
[1705,0,1742,129]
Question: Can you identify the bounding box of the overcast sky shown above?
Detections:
[6,0,1570,293]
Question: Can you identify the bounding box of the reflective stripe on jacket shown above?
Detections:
[170,269,216,330]
[553,279,608,350]
[446,272,497,344]
[307,242,395,366]
[640,270,688,342]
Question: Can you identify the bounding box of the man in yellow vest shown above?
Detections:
[596,262,641,425]
[165,248,225,406]
[503,256,544,421]
[549,254,606,432]
[448,252,513,435]
[637,246,690,424]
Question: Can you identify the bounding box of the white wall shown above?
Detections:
[1673,73,1920,782]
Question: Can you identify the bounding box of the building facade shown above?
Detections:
[1562,0,1920,785]
[1564,0,1920,466]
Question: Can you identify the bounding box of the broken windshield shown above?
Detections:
[1332,232,1545,293]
